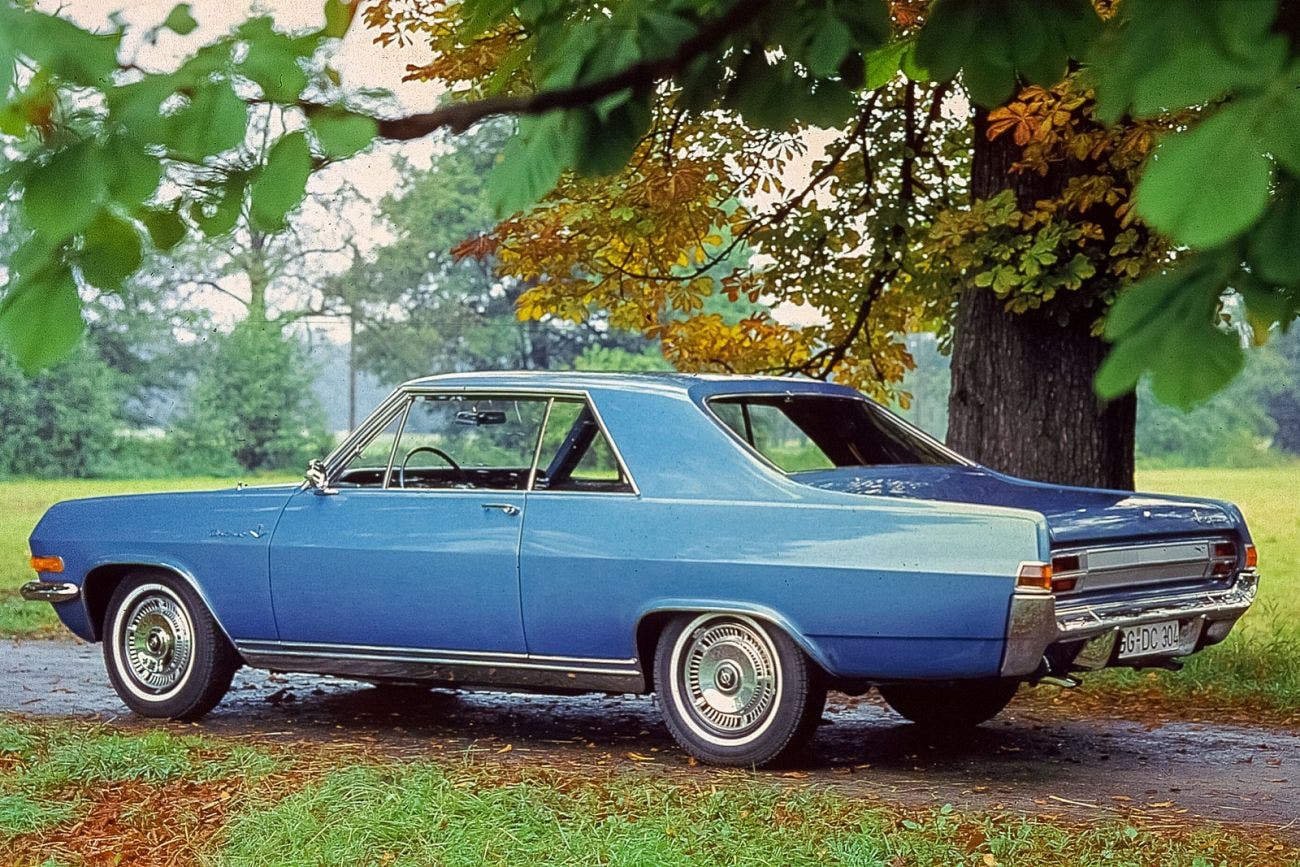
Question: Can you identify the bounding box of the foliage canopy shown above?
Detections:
[0,0,1296,407]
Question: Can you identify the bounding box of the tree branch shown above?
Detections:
[351,0,769,139]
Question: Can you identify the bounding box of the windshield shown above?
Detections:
[708,395,958,472]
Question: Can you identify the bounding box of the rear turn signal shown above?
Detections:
[29,555,63,574]
[1016,562,1052,591]
[1245,544,1258,568]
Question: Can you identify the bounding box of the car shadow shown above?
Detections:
[214,677,1099,780]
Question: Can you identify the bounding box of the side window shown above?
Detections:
[391,395,547,490]
[535,399,633,493]
[712,399,834,472]
[335,406,404,488]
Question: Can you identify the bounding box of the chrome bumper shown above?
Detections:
[19,580,80,603]
[1000,570,1259,677]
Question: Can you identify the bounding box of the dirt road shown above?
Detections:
[4,638,1296,838]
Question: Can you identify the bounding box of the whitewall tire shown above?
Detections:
[654,613,824,767]
[102,570,240,720]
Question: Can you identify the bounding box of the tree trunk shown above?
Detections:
[945,109,1137,490]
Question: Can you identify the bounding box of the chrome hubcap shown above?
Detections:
[122,593,193,693]
[681,619,778,736]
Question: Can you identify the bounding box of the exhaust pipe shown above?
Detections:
[1029,655,1081,688]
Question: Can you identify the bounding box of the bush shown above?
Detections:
[0,346,122,478]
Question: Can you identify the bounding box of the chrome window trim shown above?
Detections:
[526,397,556,493]
[700,391,973,477]
[380,397,414,489]
[324,385,641,496]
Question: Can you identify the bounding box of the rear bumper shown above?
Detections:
[19,580,81,603]
[1000,569,1258,677]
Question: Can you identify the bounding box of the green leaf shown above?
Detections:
[79,210,143,290]
[487,112,574,217]
[1136,105,1272,249]
[803,80,858,128]
[804,17,853,78]
[1248,187,1300,285]
[106,75,180,144]
[460,0,516,40]
[1149,325,1243,409]
[240,31,310,103]
[309,108,377,159]
[192,179,245,237]
[0,6,120,88]
[865,40,908,90]
[1097,255,1238,406]
[167,81,249,159]
[250,132,312,231]
[163,3,198,36]
[1090,0,1286,123]
[572,98,652,177]
[0,268,84,374]
[22,142,108,242]
[917,0,1099,107]
[105,136,163,209]
[322,0,356,39]
[141,207,187,251]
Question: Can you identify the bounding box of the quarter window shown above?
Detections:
[534,399,633,493]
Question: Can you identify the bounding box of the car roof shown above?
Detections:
[399,371,862,400]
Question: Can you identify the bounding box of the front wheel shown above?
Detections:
[878,678,1019,731]
[654,613,823,767]
[103,571,240,720]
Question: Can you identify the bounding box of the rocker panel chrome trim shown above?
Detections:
[235,641,645,693]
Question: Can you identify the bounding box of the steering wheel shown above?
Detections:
[398,446,461,488]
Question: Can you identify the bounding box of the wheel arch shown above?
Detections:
[633,602,835,690]
[83,561,235,647]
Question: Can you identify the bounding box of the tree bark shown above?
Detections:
[945,109,1136,490]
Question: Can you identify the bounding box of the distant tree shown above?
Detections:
[1263,328,1300,455]
[334,124,649,384]
[573,345,673,372]
[173,320,331,473]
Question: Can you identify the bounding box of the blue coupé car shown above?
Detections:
[23,373,1259,766]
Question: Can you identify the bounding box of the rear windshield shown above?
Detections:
[708,395,957,472]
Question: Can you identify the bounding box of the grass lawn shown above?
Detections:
[1,716,1294,866]
[2,466,1297,713]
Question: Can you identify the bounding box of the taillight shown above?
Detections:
[1016,562,1052,591]
[1245,544,1258,568]
[1049,554,1081,591]
[1211,541,1239,576]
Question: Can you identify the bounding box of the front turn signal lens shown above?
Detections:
[1016,561,1052,591]
[29,555,64,574]
[1245,544,1258,569]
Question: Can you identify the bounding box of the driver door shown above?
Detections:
[267,393,548,653]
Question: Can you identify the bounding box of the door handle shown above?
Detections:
[481,503,520,516]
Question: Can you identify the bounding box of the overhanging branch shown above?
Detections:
[357,0,767,139]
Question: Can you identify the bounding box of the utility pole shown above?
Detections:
[348,306,357,430]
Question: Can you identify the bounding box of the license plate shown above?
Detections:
[1117,620,1184,659]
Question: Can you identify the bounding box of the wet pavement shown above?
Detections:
[3,638,1297,838]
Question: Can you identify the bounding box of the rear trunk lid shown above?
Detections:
[791,465,1241,545]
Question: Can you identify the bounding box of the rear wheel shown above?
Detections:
[654,613,823,767]
[102,571,240,720]
[878,678,1019,731]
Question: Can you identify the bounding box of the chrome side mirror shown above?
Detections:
[305,459,337,495]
